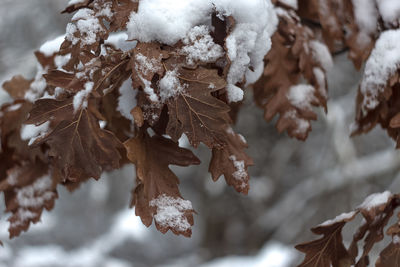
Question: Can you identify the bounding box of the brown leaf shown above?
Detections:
[131,106,144,127]
[353,72,400,148]
[0,161,57,238]
[124,132,200,237]
[209,127,253,194]
[253,7,329,141]
[296,211,357,267]
[2,75,32,99]
[27,98,122,182]
[353,193,396,266]
[44,70,84,93]
[1,100,32,139]
[110,0,138,31]
[376,242,400,267]
[130,42,169,102]
[166,67,231,148]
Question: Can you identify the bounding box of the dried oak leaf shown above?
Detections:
[0,100,32,140]
[165,66,231,148]
[297,0,376,69]
[26,98,122,182]
[0,161,57,238]
[351,193,396,266]
[109,0,138,31]
[2,75,32,100]
[124,132,200,237]
[377,212,400,267]
[209,128,253,194]
[130,42,169,102]
[353,67,400,148]
[44,70,84,93]
[253,8,329,140]
[376,242,400,267]
[296,211,357,267]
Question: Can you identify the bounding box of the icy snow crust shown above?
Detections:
[128,0,277,103]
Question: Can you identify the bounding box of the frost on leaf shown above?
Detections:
[254,6,330,140]
[124,132,199,237]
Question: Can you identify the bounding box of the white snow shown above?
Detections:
[309,40,333,72]
[54,54,71,70]
[159,70,186,102]
[117,79,137,122]
[73,81,94,111]
[352,0,378,34]
[24,64,47,102]
[228,155,247,186]
[360,29,400,113]
[127,0,211,45]
[287,84,316,110]
[313,67,327,98]
[20,121,50,146]
[66,8,106,47]
[376,0,400,24]
[10,174,55,229]
[39,35,65,57]
[318,211,357,227]
[226,84,244,103]
[68,0,86,5]
[135,53,161,76]
[134,53,161,102]
[6,168,21,186]
[6,103,22,112]
[394,235,400,244]
[104,33,137,52]
[358,191,392,211]
[127,0,277,103]
[149,194,193,232]
[180,26,224,65]
[283,110,310,135]
[16,175,54,208]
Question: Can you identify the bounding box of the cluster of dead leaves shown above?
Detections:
[1,0,399,251]
[283,0,400,148]
[254,3,331,140]
[296,192,400,267]
[0,0,254,239]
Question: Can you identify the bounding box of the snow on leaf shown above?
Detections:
[253,7,328,140]
[0,162,57,238]
[150,194,193,233]
[124,132,199,237]
[209,127,253,194]
[296,214,356,267]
